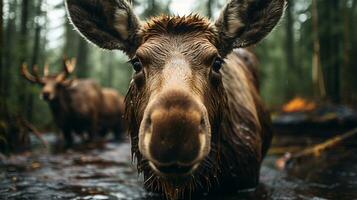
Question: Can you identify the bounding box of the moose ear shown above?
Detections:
[215,0,286,57]
[66,0,141,56]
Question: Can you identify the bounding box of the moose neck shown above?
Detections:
[48,86,72,117]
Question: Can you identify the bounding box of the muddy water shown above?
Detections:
[0,134,356,200]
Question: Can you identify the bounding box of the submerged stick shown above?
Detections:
[276,128,357,170]
[18,117,49,149]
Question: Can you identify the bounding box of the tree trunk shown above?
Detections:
[3,0,17,118]
[351,0,357,105]
[26,0,43,121]
[341,0,351,104]
[0,0,3,75]
[107,53,114,87]
[311,0,326,100]
[63,17,80,57]
[76,39,90,78]
[284,0,297,98]
[20,0,29,63]
[207,0,213,19]
[329,0,341,103]
[0,0,4,117]
[285,0,295,71]
[149,0,156,15]
[318,0,342,104]
[18,0,30,119]
[143,0,157,18]
[31,0,43,67]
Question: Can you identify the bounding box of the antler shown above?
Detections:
[56,57,76,82]
[63,57,76,76]
[21,63,44,84]
[43,63,50,76]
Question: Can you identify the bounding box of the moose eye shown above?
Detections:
[130,58,143,72]
[212,57,224,72]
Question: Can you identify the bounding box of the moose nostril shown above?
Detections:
[139,91,212,170]
[146,107,205,165]
[200,117,205,126]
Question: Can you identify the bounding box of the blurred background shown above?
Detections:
[0,0,356,127]
[1,1,357,199]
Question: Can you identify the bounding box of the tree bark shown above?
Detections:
[352,0,357,105]
[311,0,326,100]
[106,53,114,87]
[63,17,79,57]
[31,0,43,67]
[0,0,4,117]
[284,0,298,98]
[76,39,90,78]
[329,0,341,103]
[26,0,44,121]
[341,0,351,104]
[20,0,29,63]
[317,0,344,103]
[0,0,3,74]
[18,0,30,119]
[2,0,17,118]
[285,0,295,70]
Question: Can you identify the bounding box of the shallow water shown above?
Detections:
[0,134,356,200]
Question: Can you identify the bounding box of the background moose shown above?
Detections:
[21,58,126,147]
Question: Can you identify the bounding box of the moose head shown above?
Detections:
[21,58,76,101]
[66,0,285,198]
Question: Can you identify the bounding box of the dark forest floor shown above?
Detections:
[0,132,356,200]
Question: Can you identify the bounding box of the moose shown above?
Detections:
[66,0,285,198]
[21,59,126,147]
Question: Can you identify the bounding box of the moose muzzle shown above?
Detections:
[139,90,211,176]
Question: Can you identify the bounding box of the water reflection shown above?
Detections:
[0,134,356,200]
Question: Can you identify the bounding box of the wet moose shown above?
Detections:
[66,0,285,198]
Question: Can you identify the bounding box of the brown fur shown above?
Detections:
[21,61,126,147]
[99,88,126,140]
[140,15,217,45]
[215,0,286,56]
[66,0,285,198]
[66,0,141,55]
[124,16,272,199]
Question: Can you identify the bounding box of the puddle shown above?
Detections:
[0,134,356,199]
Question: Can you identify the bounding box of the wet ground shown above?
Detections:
[0,133,356,200]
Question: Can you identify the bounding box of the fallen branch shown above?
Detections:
[268,146,302,155]
[18,117,49,149]
[276,128,357,170]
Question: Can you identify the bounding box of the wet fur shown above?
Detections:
[125,16,273,199]
[66,0,284,198]
[66,0,141,55]
[215,0,286,56]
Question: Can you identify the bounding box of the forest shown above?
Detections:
[0,0,357,199]
[1,0,356,126]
